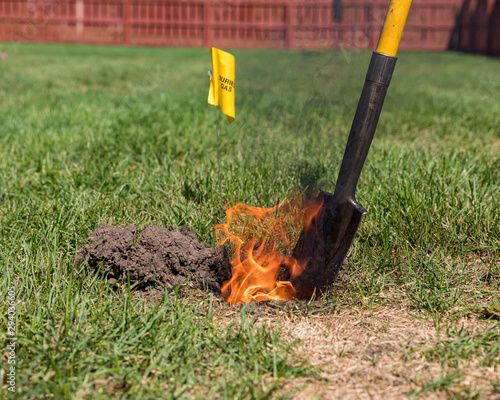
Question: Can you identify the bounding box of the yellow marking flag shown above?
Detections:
[208,47,235,123]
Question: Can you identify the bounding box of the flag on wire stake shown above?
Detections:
[208,47,235,123]
[207,47,235,206]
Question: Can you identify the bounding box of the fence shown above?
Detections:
[452,0,500,54]
[0,0,499,54]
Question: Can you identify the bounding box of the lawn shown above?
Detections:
[0,43,499,399]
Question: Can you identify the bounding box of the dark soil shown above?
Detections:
[75,224,231,295]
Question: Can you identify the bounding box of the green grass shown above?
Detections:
[0,43,499,398]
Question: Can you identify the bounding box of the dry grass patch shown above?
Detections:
[271,301,500,399]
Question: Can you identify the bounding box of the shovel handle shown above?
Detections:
[333,0,412,202]
[376,0,413,57]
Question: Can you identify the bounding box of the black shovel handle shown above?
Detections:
[333,52,397,202]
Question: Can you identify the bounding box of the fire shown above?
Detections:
[215,193,323,305]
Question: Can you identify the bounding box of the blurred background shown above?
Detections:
[0,0,499,55]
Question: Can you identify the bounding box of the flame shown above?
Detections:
[215,193,324,305]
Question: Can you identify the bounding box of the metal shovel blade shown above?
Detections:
[290,191,367,299]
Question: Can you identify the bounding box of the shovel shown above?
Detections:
[290,0,413,298]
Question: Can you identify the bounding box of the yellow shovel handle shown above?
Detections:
[376,0,413,57]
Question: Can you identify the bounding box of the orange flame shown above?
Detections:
[215,194,323,305]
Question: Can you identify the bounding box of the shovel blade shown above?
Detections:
[290,191,367,299]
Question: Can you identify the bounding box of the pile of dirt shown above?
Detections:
[75,224,231,295]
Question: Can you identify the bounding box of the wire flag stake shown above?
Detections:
[207,48,235,207]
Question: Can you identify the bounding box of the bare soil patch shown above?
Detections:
[75,224,231,295]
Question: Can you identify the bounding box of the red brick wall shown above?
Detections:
[0,0,498,54]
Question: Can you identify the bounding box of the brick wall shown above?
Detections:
[0,0,498,54]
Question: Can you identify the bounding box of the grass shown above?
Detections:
[0,43,499,399]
